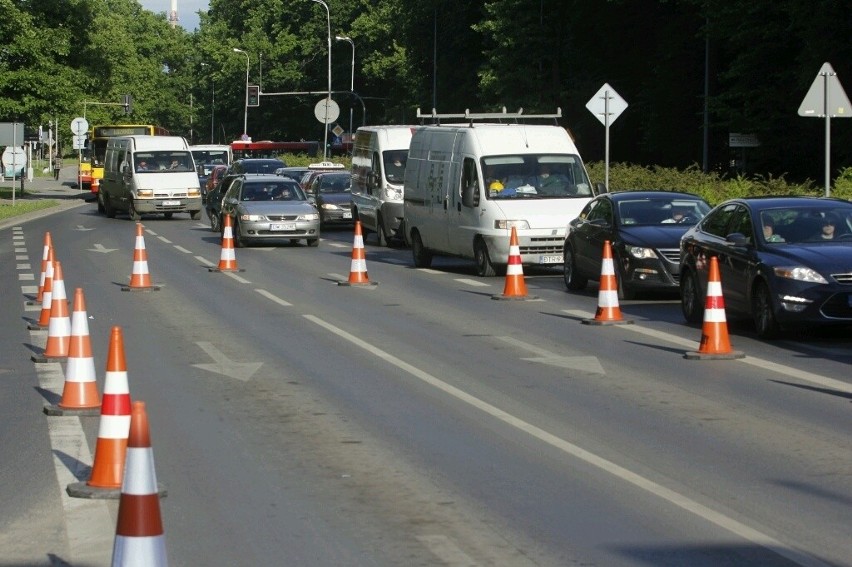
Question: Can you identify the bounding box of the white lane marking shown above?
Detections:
[144,228,157,236]
[256,289,292,307]
[416,534,478,566]
[304,313,828,567]
[16,254,27,260]
[496,335,605,374]
[454,278,490,287]
[418,268,446,274]
[226,272,251,284]
[31,331,113,565]
[17,263,31,269]
[18,273,34,281]
[157,236,172,244]
[173,245,192,254]
[195,255,214,266]
[22,285,37,294]
[326,242,349,249]
[562,309,852,395]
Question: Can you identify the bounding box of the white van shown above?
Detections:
[404,110,596,276]
[99,135,203,220]
[350,125,415,246]
[189,144,232,191]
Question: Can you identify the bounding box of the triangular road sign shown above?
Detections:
[798,62,852,118]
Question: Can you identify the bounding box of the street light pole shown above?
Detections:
[232,48,250,140]
[309,0,331,161]
[336,35,354,140]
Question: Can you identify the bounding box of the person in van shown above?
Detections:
[136,159,150,172]
[536,163,570,195]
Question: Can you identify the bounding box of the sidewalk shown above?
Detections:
[0,165,91,230]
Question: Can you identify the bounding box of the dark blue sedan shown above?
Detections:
[679,196,852,338]
[563,191,711,299]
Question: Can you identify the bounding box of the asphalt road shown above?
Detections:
[1,197,850,567]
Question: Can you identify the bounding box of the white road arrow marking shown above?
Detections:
[192,341,262,382]
[88,243,117,253]
[76,225,95,231]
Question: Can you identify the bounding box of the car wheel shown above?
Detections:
[307,238,319,247]
[164,212,173,220]
[680,269,703,323]
[474,238,496,277]
[562,243,587,291]
[210,213,221,233]
[411,230,432,268]
[129,201,141,221]
[103,194,116,219]
[752,281,781,339]
[377,215,388,247]
[232,221,243,248]
[617,266,636,300]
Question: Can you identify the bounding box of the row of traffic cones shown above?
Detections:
[27,229,168,564]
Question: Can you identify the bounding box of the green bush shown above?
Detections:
[586,161,850,205]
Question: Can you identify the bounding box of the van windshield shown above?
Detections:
[135,151,193,172]
[482,155,592,200]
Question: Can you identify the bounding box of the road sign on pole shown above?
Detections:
[70,117,89,136]
[797,62,851,197]
[586,83,628,190]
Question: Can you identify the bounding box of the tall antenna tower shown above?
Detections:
[168,0,179,29]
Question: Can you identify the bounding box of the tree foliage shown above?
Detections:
[1,0,850,183]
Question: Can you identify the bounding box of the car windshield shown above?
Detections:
[317,175,351,193]
[241,160,285,174]
[617,197,710,225]
[482,155,593,200]
[240,181,305,202]
[134,151,192,172]
[759,206,852,244]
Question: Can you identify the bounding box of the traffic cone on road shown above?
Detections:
[685,256,745,360]
[67,326,132,499]
[583,240,633,325]
[40,261,72,360]
[123,223,160,291]
[338,221,377,286]
[493,226,537,300]
[30,251,54,330]
[44,288,101,416]
[209,214,243,272]
[33,231,53,304]
[111,401,168,566]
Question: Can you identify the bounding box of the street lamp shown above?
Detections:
[308,0,331,161]
[335,35,354,140]
[232,48,250,140]
[200,63,215,144]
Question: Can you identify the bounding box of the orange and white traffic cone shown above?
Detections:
[29,250,54,330]
[44,288,101,416]
[685,256,745,360]
[583,240,633,325]
[67,326,132,499]
[493,226,537,300]
[30,231,53,305]
[338,221,378,286]
[111,401,168,566]
[40,261,72,360]
[209,214,243,272]
[123,223,160,291]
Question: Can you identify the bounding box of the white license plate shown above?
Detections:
[163,200,180,206]
[270,223,296,231]
[539,254,563,264]
[343,211,352,219]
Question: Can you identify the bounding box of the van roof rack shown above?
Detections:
[416,107,562,126]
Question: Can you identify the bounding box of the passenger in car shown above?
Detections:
[762,219,785,242]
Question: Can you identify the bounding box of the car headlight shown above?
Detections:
[625,246,658,259]
[494,220,530,230]
[321,203,340,210]
[773,266,828,284]
[137,189,154,198]
[299,213,320,221]
[240,213,266,221]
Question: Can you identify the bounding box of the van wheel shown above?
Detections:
[97,192,106,214]
[164,212,174,219]
[129,202,141,221]
[411,231,432,268]
[376,215,388,247]
[190,210,201,220]
[104,194,116,219]
[474,239,496,277]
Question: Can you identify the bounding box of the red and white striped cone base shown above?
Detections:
[111,401,168,567]
[41,261,72,359]
[583,241,633,325]
[209,215,243,272]
[30,231,53,305]
[339,221,377,286]
[685,256,744,360]
[493,226,537,300]
[30,249,55,330]
[123,223,160,291]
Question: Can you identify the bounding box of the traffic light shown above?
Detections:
[247,85,260,107]
[122,94,133,115]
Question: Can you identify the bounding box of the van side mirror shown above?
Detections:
[462,182,478,208]
[367,171,378,188]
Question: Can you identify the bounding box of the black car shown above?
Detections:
[228,158,286,176]
[306,172,353,227]
[679,196,852,338]
[205,175,241,232]
[563,191,711,299]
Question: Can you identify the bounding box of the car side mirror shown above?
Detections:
[595,182,608,194]
[726,232,750,247]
